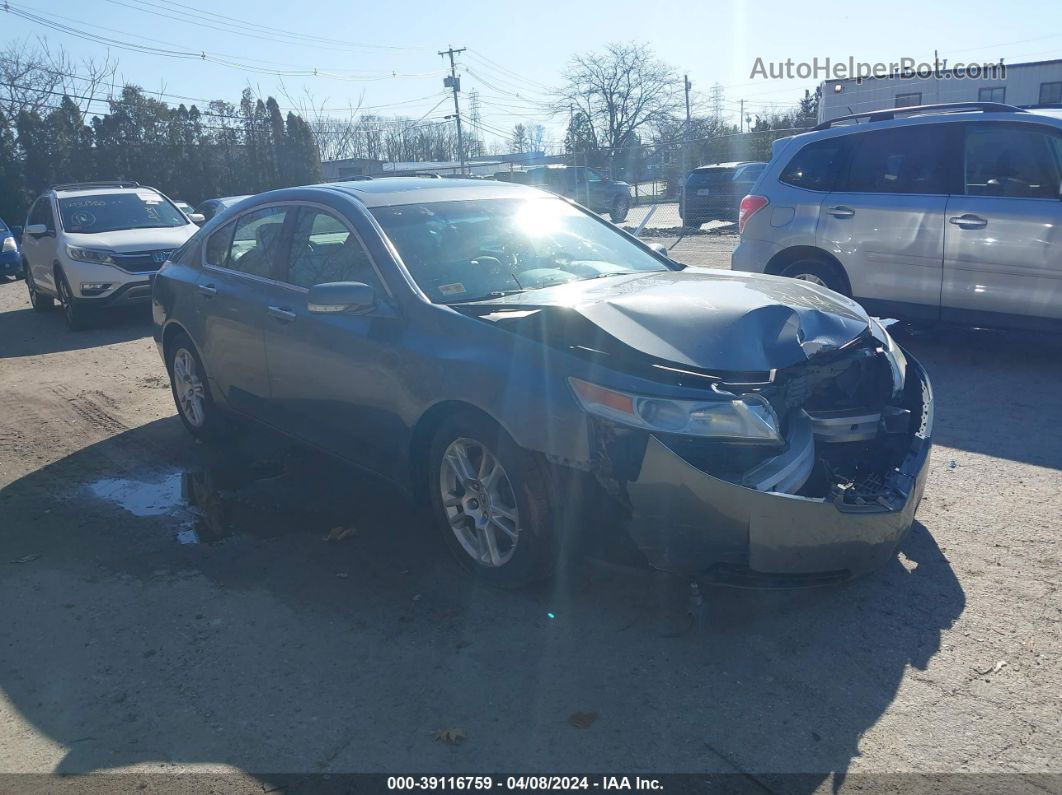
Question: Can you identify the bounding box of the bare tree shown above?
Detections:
[555,42,683,158]
[0,38,116,122]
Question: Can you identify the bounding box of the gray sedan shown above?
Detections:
[153,178,933,588]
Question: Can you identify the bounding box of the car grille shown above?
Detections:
[111,249,175,273]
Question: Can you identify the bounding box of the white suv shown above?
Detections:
[22,182,202,330]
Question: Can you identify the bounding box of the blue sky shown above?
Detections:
[4,0,1061,149]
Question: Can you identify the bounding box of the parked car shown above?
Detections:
[1,217,22,279]
[194,195,251,224]
[154,178,932,588]
[732,102,1062,332]
[497,166,632,223]
[21,181,201,330]
[173,200,197,217]
[679,161,766,227]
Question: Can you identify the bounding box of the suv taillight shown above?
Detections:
[738,195,769,235]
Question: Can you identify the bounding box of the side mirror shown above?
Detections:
[307,281,375,314]
[648,242,669,257]
[190,213,206,225]
[24,223,48,237]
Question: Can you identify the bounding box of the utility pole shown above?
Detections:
[439,45,467,175]
[683,74,692,176]
[739,98,744,133]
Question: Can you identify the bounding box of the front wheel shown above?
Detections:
[609,195,630,223]
[56,270,93,330]
[428,412,555,588]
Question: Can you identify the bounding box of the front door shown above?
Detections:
[23,197,59,293]
[196,205,294,419]
[264,205,407,481]
[942,122,1062,329]
[817,124,953,319]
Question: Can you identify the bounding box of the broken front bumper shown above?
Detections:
[625,355,933,584]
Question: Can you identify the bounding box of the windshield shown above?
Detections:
[58,192,188,234]
[371,197,670,303]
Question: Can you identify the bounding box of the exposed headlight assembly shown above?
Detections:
[66,245,116,265]
[569,377,782,443]
[2,235,16,252]
[869,318,907,395]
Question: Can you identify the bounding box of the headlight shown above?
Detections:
[2,236,15,253]
[569,377,782,443]
[869,318,907,395]
[66,245,116,265]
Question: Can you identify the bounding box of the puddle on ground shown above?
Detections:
[81,443,393,545]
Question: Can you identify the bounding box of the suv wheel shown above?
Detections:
[780,259,849,296]
[429,412,555,588]
[55,270,93,330]
[609,195,630,224]
[166,333,230,442]
[24,263,54,311]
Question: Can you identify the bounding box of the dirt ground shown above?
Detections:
[0,245,1060,791]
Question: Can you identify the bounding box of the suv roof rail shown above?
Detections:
[812,102,1026,131]
[50,180,142,191]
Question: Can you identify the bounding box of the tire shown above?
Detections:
[165,332,231,443]
[55,269,93,330]
[24,263,54,311]
[428,411,555,588]
[609,195,630,224]
[780,258,850,296]
[682,217,702,230]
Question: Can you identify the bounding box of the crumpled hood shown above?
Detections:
[64,225,197,253]
[467,268,871,372]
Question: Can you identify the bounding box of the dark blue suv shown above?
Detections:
[153,179,932,588]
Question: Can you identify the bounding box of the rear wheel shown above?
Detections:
[24,263,54,311]
[55,270,93,330]
[166,332,231,442]
[609,195,630,223]
[428,412,555,588]
[780,258,850,296]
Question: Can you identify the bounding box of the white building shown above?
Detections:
[818,58,1062,123]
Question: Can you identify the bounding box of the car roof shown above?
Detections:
[51,186,164,199]
[310,177,544,208]
[692,161,764,171]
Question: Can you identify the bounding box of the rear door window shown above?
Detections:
[779,139,847,191]
[843,125,949,194]
[205,221,235,268]
[963,123,1062,199]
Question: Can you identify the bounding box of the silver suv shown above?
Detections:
[731,102,1062,332]
[21,181,201,330]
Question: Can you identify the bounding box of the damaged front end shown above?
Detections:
[588,329,933,585]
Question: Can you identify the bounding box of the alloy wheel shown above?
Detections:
[57,276,74,321]
[172,348,207,428]
[792,272,828,288]
[439,437,521,568]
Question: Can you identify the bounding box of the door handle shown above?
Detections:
[826,205,855,218]
[197,283,217,297]
[949,214,988,229]
[268,305,296,322]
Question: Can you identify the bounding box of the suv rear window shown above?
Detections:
[779,139,846,191]
[58,192,187,234]
[686,169,734,188]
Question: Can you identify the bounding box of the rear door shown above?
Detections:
[941,121,1062,329]
[196,204,295,420]
[264,204,407,480]
[817,124,954,319]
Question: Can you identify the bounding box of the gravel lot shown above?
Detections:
[0,245,1059,791]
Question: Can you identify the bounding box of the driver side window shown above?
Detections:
[282,208,381,290]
